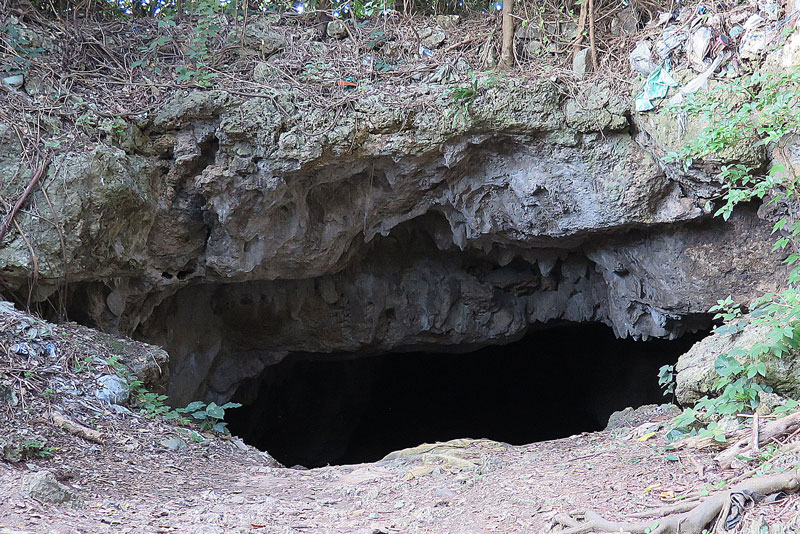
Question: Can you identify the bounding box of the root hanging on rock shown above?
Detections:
[552,471,800,534]
[0,160,49,245]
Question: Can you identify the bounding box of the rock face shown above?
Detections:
[676,323,800,406]
[0,68,788,404]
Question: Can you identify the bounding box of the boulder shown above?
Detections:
[676,322,800,405]
[573,48,591,78]
[22,471,77,504]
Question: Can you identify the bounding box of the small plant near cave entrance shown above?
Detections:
[661,66,800,440]
[102,353,240,435]
[176,401,242,435]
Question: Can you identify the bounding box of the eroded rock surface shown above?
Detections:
[0,65,788,404]
[676,322,800,406]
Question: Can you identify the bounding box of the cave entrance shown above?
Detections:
[226,323,706,468]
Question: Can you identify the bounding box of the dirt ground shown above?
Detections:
[2,306,800,534]
[0,417,777,534]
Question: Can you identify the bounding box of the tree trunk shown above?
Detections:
[500,0,515,68]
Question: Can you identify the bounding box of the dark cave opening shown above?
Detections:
[226,323,707,468]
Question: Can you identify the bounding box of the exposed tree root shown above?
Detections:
[0,160,49,245]
[553,471,800,534]
[716,411,800,469]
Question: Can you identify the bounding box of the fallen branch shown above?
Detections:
[51,412,105,444]
[442,35,481,53]
[553,471,800,534]
[0,160,49,245]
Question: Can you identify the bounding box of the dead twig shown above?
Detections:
[752,411,760,454]
[588,0,598,70]
[572,0,589,63]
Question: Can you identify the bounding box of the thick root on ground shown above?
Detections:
[715,412,800,469]
[553,471,800,534]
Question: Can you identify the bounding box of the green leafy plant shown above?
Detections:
[662,66,800,437]
[22,439,56,458]
[657,364,675,397]
[128,2,221,87]
[176,400,241,434]
[449,74,480,107]
[0,24,45,76]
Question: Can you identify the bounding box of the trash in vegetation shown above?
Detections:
[11,343,37,357]
[634,65,678,112]
[688,26,713,69]
[11,341,57,359]
[669,51,730,105]
[725,489,787,529]
[630,41,657,75]
[655,26,688,58]
[336,78,357,88]
[712,34,731,54]
[656,11,672,25]
[632,0,788,113]
[418,45,434,58]
[758,0,781,21]
[739,15,770,60]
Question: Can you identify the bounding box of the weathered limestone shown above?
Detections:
[676,322,800,406]
[0,70,787,405]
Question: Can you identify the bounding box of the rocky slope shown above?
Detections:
[1,14,798,405]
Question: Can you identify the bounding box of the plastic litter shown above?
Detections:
[744,13,766,29]
[688,26,713,68]
[656,11,672,25]
[668,51,729,105]
[758,0,780,20]
[740,15,770,60]
[43,343,57,359]
[655,26,689,58]
[11,343,36,357]
[794,0,800,27]
[634,65,679,112]
[730,25,744,38]
[725,490,786,530]
[418,45,434,57]
[629,41,657,75]
[711,34,731,54]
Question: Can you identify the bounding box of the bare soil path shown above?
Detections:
[0,416,769,534]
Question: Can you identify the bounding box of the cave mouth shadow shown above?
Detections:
[225,323,708,468]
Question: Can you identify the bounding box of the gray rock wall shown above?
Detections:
[0,76,787,405]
